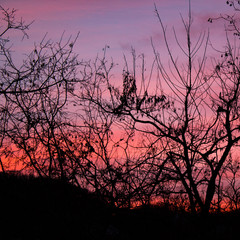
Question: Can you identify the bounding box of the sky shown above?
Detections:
[0,0,233,71]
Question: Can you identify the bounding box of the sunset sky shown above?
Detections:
[1,0,240,216]
[1,0,231,67]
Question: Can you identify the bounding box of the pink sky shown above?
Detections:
[0,0,231,67]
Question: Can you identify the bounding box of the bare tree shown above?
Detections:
[82,1,240,215]
[0,6,32,41]
[208,0,240,37]
[0,6,33,171]
[0,6,85,179]
[70,49,174,208]
[4,2,240,215]
[0,33,84,177]
[222,157,240,210]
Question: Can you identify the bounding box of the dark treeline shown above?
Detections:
[1,0,240,224]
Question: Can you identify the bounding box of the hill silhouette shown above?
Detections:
[0,172,239,240]
[0,172,110,239]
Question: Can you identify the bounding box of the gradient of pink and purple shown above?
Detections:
[0,0,230,66]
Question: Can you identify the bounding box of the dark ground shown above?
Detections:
[0,173,239,240]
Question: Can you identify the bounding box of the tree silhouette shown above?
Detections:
[83,2,240,215]
[77,49,177,208]
[212,0,240,37]
[0,6,86,180]
[0,6,33,170]
[221,157,240,210]
[2,2,240,217]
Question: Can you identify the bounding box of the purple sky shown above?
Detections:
[0,0,231,67]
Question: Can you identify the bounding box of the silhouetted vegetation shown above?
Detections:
[81,0,240,214]
[1,1,240,239]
